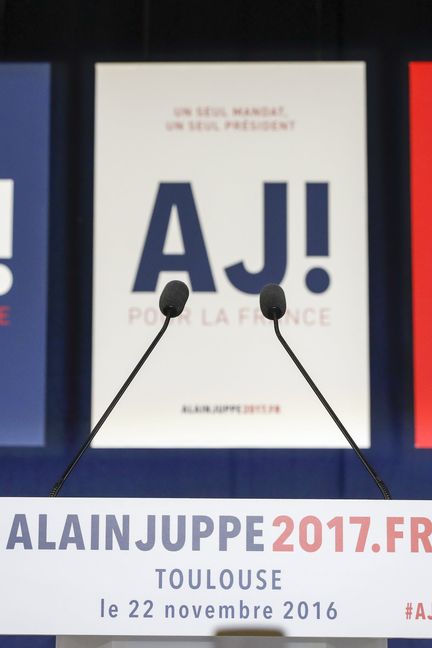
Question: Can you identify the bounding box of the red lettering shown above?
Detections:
[410,517,432,552]
[416,602,426,620]
[0,305,10,326]
[387,517,404,551]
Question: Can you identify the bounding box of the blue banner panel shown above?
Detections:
[0,64,50,446]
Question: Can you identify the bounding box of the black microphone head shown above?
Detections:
[260,284,286,320]
[159,280,189,317]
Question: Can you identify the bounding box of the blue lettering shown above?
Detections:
[105,514,129,550]
[246,516,264,551]
[91,514,100,550]
[162,515,186,551]
[135,515,155,551]
[192,515,214,550]
[133,183,216,292]
[225,183,287,294]
[219,515,241,551]
[6,514,32,550]
[305,182,330,293]
[59,514,85,550]
[38,514,55,549]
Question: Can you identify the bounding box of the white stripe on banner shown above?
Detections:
[0,179,14,259]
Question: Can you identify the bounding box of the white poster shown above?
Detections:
[0,498,430,637]
[92,62,369,448]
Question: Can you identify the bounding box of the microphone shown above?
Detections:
[49,280,189,497]
[260,283,286,320]
[260,283,392,500]
[159,280,189,317]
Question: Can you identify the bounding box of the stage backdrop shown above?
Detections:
[0,64,50,447]
[92,62,369,449]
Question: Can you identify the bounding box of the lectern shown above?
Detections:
[1,498,430,647]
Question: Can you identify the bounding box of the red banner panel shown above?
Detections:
[410,62,432,448]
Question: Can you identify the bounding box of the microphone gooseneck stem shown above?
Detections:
[49,315,172,498]
[273,316,392,500]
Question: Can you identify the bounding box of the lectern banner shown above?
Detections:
[92,62,369,449]
[0,498,430,637]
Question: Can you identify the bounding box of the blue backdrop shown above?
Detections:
[0,63,50,446]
